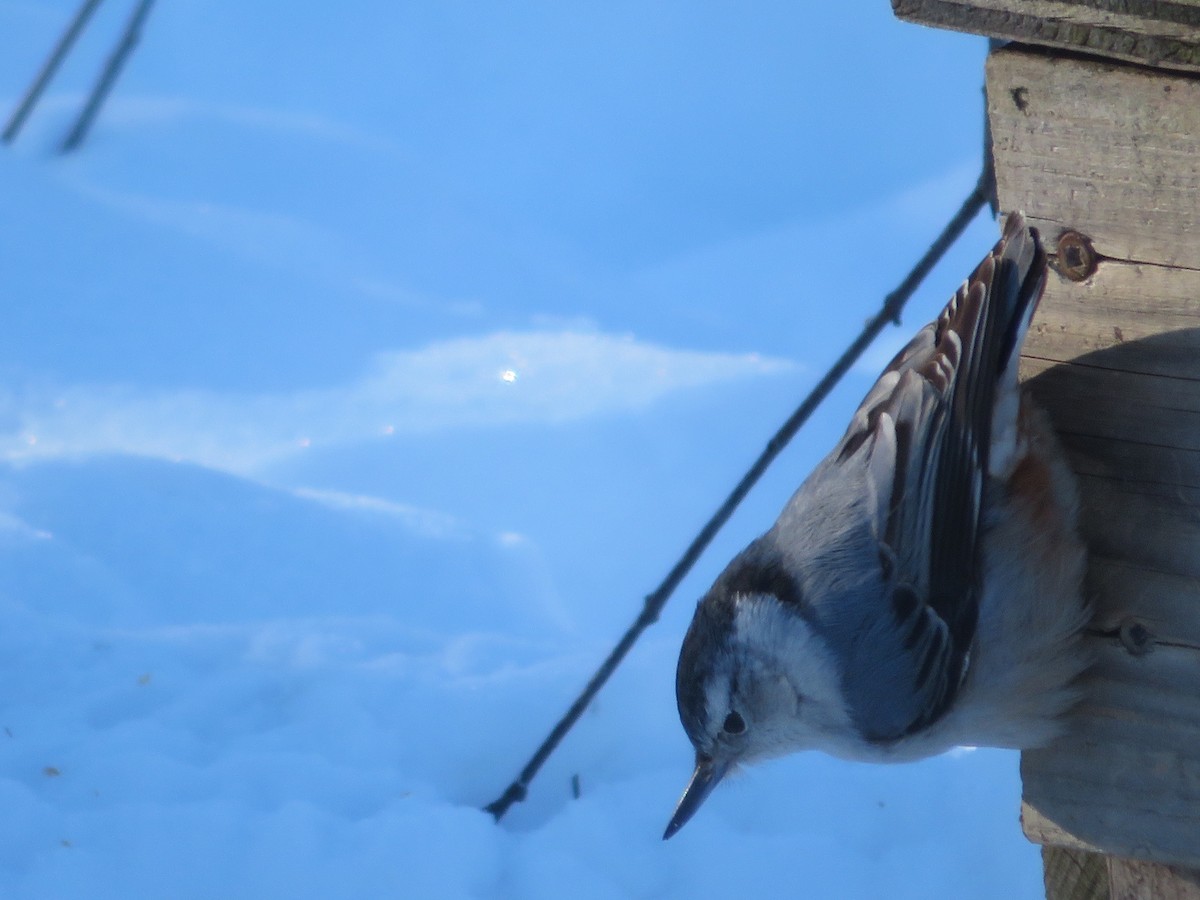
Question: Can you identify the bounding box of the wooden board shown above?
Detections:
[1108,860,1200,900]
[1020,294,1200,867]
[1043,846,1110,900]
[892,0,1200,74]
[986,47,1200,870]
[987,47,1200,270]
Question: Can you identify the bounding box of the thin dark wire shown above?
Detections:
[61,0,155,154]
[485,169,991,822]
[2,0,107,144]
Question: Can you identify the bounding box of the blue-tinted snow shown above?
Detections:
[0,2,1043,897]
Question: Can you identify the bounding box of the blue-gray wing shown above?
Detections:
[831,213,1046,742]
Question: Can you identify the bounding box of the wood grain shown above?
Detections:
[1043,846,1109,900]
[987,46,1200,872]
[1022,261,1200,378]
[1108,859,1200,900]
[892,0,1200,73]
[987,47,1200,270]
[1019,648,1200,867]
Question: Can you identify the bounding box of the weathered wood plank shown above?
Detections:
[1024,359,1200,450]
[1079,476,1200,587]
[1043,846,1109,900]
[987,45,1200,872]
[892,0,1200,73]
[1020,646,1200,867]
[1108,859,1200,900]
[987,47,1200,270]
[1018,352,1200,866]
[1019,266,1200,589]
[1084,557,1200,648]
[1023,262,1200,378]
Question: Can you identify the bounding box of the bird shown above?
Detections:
[664,212,1091,840]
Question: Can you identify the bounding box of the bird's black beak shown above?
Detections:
[662,754,729,840]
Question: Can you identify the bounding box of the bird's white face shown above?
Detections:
[700,593,858,765]
[665,591,858,839]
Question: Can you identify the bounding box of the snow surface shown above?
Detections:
[1,2,1044,897]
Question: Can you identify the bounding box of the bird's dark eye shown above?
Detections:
[722,711,746,735]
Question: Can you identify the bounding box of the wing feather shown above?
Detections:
[831,212,1047,741]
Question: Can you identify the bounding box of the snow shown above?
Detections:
[1,2,1044,897]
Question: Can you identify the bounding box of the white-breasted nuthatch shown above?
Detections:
[664,212,1090,839]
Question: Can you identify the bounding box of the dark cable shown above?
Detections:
[485,169,991,822]
[60,0,155,154]
[2,0,106,144]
